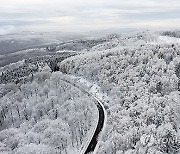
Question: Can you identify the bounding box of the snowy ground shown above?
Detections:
[148,35,180,45]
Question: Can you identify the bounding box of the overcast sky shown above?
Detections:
[0,0,180,33]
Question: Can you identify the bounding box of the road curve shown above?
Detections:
[59,77,106,154]
[84,98,105,153]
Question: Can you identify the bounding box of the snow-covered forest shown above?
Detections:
[1,31,180,154]
[59,31,180,154]
[0,70,97,154]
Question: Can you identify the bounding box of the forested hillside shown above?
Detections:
[59,34,180,153]
[1,31,180,154]
[0,71,97,154]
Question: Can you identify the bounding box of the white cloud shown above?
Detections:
[0,25,16,35]
[0,0,180,32]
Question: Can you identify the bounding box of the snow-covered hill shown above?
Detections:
[0,71,98,154]
[58,31,180,154]
[2,30,180,154]
[147,35,180,45]
[157,36,180,44]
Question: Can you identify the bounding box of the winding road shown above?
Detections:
[60,77,106,154]
[84,99,105,154]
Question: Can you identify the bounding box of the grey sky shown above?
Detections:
[0,0,180,33]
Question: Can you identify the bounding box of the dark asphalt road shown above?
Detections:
[84,103,105,154]
[59,78,105,154]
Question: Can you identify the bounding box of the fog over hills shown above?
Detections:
[0,31,88,55]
